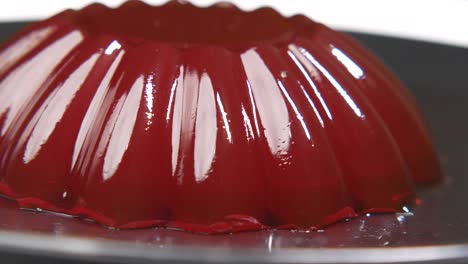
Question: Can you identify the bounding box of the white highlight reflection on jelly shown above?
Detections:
[241,49,291,156]
[299,46,364,119]
[287,45,332,122]
[103,76,144,181]
[0,30,84,137]
[331,47,364,79]
[104,40,122,55]
[22,54,99,164]
[194,73,217,182]
[72,51,125,169]
[0,26,55,76]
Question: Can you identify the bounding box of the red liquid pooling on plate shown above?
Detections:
[0,1,442,233]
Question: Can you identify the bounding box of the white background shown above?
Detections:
[0,0,467,48]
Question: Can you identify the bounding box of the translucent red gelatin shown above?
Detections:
[0,1,442,233]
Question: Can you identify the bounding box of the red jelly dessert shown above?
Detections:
[0,1,442,233]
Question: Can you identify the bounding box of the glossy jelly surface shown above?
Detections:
[0,1,442,233]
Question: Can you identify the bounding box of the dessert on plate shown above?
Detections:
[0,0,442,233]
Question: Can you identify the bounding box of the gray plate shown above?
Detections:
[0,22,468,264]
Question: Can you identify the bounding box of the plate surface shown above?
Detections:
[0,22,468,264]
